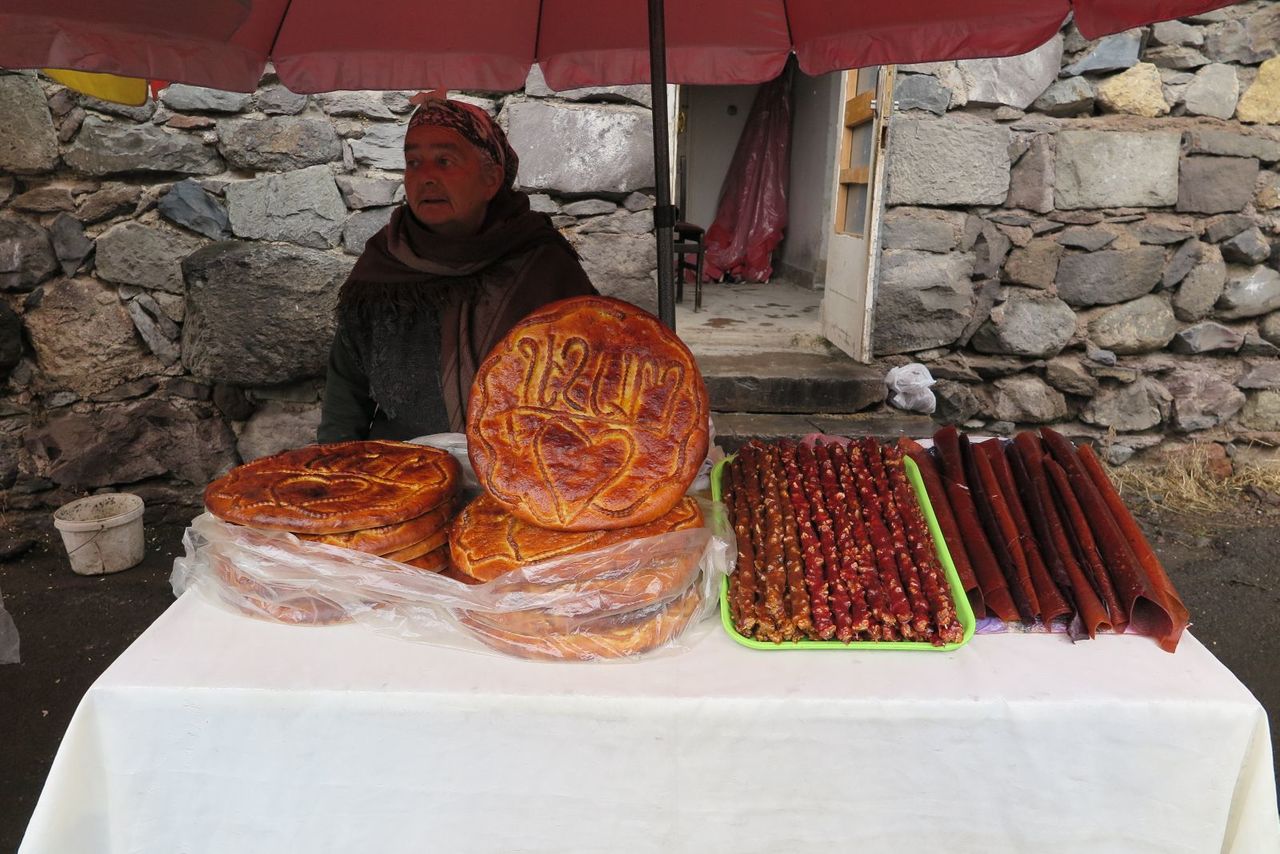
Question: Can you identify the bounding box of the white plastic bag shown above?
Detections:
[885,363,937,414]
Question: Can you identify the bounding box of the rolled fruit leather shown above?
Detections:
[978,439,1072,625]
[900,438,985,619]
[1012,433,1111,638]
[1045,430,1189,652]
[965,436,1039,623]
[1077,443,1189,653]
[932,427,1018,621]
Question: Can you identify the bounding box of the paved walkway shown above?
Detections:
[675,279,835,357]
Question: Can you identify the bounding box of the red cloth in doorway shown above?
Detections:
[703,64,794,283]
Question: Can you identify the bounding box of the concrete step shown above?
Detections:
[697,351,886,415]
[711,411,936,452]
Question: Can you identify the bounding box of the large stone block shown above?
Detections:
[524,66,652,107]
[1006,135,1054,214]
[335,175,405,210]
[989,374,1069,424]
[1055,246,1165,307]
[1064,30,1143,76]
[65,117,224,176]
[1177,156,1260,214]
[1088,294,1178,354]
[1183,63,1240,119]
[160,84,251,113]
[1096,63,1170,117]
[893,74,950,115]
[507,101,654,194]
[0,76,57,173]
[181,242,353,385]
[349,123,407,170]
[225,165,347,249]
[970,290,1075,358]
[237,401,323,461]
[1170,321,1244,354]
[1182,128,1280,162]
[886,117,1010,206]
[1081,377,1170,431]
[956,35,1062,109]
[24,398,236,489]
[23,277,161,395]
[1053,131,1180,210]
[95,222,205,294]
[0,217,57,291]
[1031,77,1095,117]
[217,117,342,171]
[1172,244,1227,321]
[1204,8,1280,66]
[1241,390,1280,431]
[566,231,658,313]
[879,207,967,253]
[157,179,230,240]
[871,250,975,355]
[1002,238,1062,289]
[317,91,396,120]
[1237,56,1280,124]
[1164,368,1246,432]
[1215,265,1280,321]
[342,206,394,255]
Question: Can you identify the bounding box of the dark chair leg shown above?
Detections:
[676,255,684,304]
[694,240,705,312]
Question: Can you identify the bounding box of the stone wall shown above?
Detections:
[873,1,1280,464]
[0,67,661,526]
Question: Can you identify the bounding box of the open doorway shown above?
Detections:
[675,67,894,363]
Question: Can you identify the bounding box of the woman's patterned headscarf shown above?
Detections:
[407,91,519,189]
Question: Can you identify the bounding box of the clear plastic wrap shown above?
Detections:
[172,480,733,662]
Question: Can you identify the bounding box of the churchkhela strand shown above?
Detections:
[799,442,855,642]
[738,446,780,642]
[899,437,983,619]
[812,441,865,641]
[979,439,1071,626]
[883,443,963,644]
[860,438,931,639]
[932,427,1019,622]
[769,444,813,639]
[831,442,888,640]
[725,457,758,636]
[779,440,836,640]
[845,440,914,636]
[755,444,793,640]
[1076,444,1189,653]
[822,442,874,637]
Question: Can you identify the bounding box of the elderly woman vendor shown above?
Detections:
[317,93,596,442]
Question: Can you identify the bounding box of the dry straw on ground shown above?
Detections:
[1107,443,1280,516]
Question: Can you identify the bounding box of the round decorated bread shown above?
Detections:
[211,552,350,626]
[204,440,460,534]
[467,296,709,532]
[450,493,704,582]
[458,584,703,661]
[298,500,454,555]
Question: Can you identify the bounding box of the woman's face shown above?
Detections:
[403,124,503,237]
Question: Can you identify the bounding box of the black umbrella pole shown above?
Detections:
[649,0,676,330]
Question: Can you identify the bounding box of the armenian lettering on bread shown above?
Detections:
[468,296,709,532]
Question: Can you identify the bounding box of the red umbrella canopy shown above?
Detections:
[0,0,1243,93]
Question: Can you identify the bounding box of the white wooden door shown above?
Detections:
[821,66,894,362]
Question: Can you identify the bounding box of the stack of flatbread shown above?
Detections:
[451,296,713,658]
[205,440,462,574]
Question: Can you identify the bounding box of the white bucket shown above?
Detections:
[52,493,146,576]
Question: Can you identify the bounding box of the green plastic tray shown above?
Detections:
[713,450,975,651]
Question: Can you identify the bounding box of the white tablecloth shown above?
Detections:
[20,593,1280,854]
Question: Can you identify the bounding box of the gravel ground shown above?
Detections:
[1,507,1277,850]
